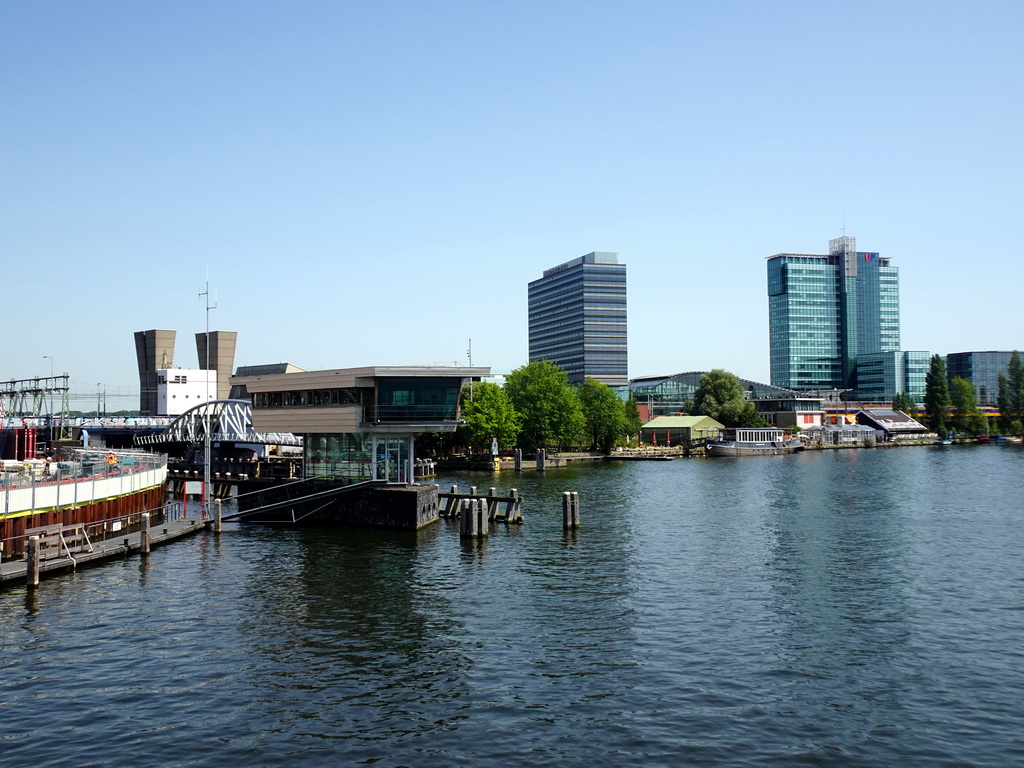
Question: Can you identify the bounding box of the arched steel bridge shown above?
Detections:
[135,399,302,447]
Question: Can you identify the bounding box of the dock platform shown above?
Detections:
[1,517,210,586]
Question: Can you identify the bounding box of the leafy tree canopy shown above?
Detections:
[691,369,767,428]
[577,378,627,453]
[949,377,986,435]
[623,397,643,442]
[503,360,585,451]
[457,381,521,450]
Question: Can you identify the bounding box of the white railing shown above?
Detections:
[1,451,168,518]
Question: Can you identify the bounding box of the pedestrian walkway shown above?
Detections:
[1,517,210,586]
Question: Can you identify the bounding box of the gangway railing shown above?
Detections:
[224,478,386,523]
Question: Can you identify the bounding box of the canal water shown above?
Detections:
[2,445,1023,767]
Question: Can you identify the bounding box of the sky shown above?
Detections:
[3,0,1022,409]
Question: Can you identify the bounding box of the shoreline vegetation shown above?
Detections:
[435,435,1019,470]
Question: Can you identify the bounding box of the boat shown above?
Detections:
[934,439,953,445]
[706,427,803,457]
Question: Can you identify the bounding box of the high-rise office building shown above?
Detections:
[946,351,1021,406]
[768,236,899,392]
[528,251,627,387]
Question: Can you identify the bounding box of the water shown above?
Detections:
[2,446,1023,767]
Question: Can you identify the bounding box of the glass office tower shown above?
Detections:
[528,251,627,387]
[768,236,900,391]
[946,351,1020,406]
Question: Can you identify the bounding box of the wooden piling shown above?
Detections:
[487,487,499,522]
[444,485,459,518]
[26,535,40,587]
[563,491,580,529]
[514,448,522,472]
[141,512,151,554]
[507,488,522,523]
[461,498,479,537]
[477,499,489,536]
[536,448,546,471]
[214,498,222,534]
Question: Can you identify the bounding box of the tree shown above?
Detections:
[997,373,1011,432]
[457,381,521,451]
[1008,351,1024,432]
[892,392,915,414]
[578,378,626,453]
[923,354,951,436]
[949,377,986,435]
[623,397,643,444]
[691,369,767,428]
[503,360,585,451]
[996,351,1024,433]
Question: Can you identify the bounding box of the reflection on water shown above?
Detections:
[1,447,1023,767]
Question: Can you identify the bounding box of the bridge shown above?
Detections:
[135,399,302,448]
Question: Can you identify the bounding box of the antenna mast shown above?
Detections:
[199,278,217,518]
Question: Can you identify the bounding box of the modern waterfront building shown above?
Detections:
[528,251,627,387]
[235,365,490,484]
[629,372,799,421]
[767,236,899,392]
[854,350,930,404]
[946,351,1021,406]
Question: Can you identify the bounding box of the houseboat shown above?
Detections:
[706,427,802,457]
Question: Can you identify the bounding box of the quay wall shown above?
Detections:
[1,484,167,557]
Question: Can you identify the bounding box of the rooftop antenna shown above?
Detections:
[199,276,217,519]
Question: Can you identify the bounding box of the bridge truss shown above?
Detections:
[136,399,302,447]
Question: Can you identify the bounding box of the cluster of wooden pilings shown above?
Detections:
[438,485,523,537]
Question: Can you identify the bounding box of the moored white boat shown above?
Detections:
[706,427,802,457]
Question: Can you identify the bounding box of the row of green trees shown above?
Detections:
[456,360,642,453]
[917,351,1024,436]
[453,362,764,455]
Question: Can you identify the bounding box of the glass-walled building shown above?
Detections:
[237,365,489,484]
[529,251,627,387]
[629,372,798,419]
[855,350,929,403]
[946,351,1021,406]
[767,236,900,391]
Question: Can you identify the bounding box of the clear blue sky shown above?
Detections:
[4,0,1022,408]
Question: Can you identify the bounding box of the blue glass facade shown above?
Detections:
[528,252,627,386]
[946,351,1021,406]
[768,237,900,392]
[855,351,929,403]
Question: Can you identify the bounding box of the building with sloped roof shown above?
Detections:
[856,408,928,441]
[639,415,723,446]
